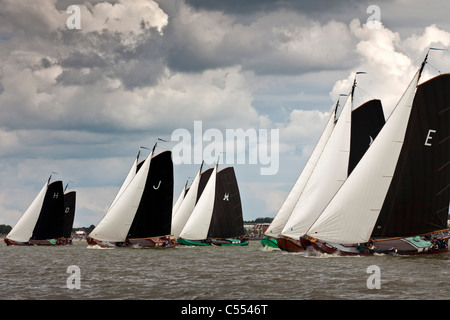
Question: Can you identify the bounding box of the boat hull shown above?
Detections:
[87,236,175,248]
[4,238,73,246]
[260,236,278,249]
[177,238,210,246]
[277,237,304,252]
[300,233,450,256]
[177,238,249,246]
[128,236,176,248]
[211,238,248,246]
[300,237,361,255]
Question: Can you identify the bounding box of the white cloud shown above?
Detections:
[279,109,331,155]
[243,181,287,218]
[329,20,450,119]
[77,0,168,47]
[1,0,449,226]
[0,0,64,34]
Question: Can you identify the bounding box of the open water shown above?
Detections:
[1,239,449,302]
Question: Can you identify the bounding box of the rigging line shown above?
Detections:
[64,181,75,192]
[426,62,441,75]
[155,138,176,152]
[355,85,376,101]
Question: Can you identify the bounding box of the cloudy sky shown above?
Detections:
[1,0,450,228]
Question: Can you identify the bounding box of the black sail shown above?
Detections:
[31,181,65,240]
[63,191,76,238]
[208,167,245,238]
[372,74,450,238]
[348,99,385,175]
[128,151,174,238]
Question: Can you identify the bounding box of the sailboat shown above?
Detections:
[300,51,450,255]
[177,164,248,246]
[261,102,337,249]
[5,175,76,246]
[264,75,385,251]
[63,183,76,241]
[87,144,175,248]
[172,180,188,220]
[171,162,213,239]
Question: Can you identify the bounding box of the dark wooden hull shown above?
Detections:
[299,237,342,255]
[177,237,249,246]
[277,237,304,252]
[210,238,248,246]
[86,237,116,248]
[87,236,175,248]
[5,238,73,246]
[300,234,449,256]
[128,236,176,248]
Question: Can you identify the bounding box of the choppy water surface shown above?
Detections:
[1,240,449,300]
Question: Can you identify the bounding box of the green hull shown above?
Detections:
[217,239,249,246]
[177,238,210,246]
[177,238,249,246]
[261,236,279,249]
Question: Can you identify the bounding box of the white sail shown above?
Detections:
[179,165,217,240]
[265,108,336,238]
[6,182,48,243]
[89,149,153,242]
[171,167,202,238]
[172,182,186,219]
[306,70,421,244]
[281,93,352,239]
[108,156,138,212]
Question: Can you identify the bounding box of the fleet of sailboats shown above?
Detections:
[5,175,76,246]
[3,50,448,256]
[300,52,449,255]
[263,50,449,256]
[263,74,386,251]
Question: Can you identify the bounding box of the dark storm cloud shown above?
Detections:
[41,57,52,68]
[55,26,167,89]
[183,0,385,19]
[61,51,108,69]
[54,0,120,11]
[160,2,359,75]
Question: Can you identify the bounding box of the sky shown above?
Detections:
[1,0,450,228]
